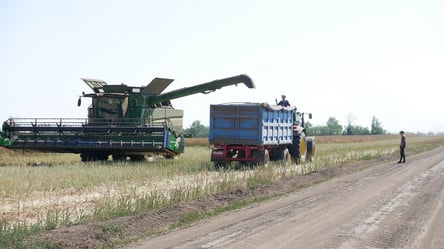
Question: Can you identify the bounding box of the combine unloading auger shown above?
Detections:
[0,74,255,161]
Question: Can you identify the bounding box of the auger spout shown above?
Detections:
[148,74,254,106]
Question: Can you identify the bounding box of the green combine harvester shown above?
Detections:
[0,75,254,161]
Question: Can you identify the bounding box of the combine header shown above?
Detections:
[0,75,254,161]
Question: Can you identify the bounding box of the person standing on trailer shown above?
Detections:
[276,95,290,107]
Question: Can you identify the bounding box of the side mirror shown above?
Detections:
[308,113,312,119]
[77,97,81,107]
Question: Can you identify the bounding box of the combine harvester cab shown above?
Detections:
[209,102,315,168]
[0,75,255,161]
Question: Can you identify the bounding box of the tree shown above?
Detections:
[371,116,385,135]
[345,113,357,135]
[310,125,330,136]
[350,125,370,135]
[310,117,343,135]
[183,120,209,138]
[326,117,343,135]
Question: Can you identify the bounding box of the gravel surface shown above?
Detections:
[126,146,444,249]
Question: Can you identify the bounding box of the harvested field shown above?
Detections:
[1,135,444,248]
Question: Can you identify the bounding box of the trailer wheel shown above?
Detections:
[262,149,270,167]
[214,162,229,170]
[239,161,254,169]
[282,148,291,166]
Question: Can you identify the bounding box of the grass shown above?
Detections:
[1,135,444,248]
[170,195,269,230]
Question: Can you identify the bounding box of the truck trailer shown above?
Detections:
[209,102,315,168]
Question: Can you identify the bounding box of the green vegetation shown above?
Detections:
[1,135,444,248]
[308,116,387,136]
[183,120,210,138]
[184,115,389,137]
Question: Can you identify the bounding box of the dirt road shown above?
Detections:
[126,146,444,249]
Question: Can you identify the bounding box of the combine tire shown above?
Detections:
[80,152,108,162]
[164,154,179,160]
[130,155,146,161]
[112,154,127,161]
[80,153,90,162]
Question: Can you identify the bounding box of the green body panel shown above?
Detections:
[0,132,11,146]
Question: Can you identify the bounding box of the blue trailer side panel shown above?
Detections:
[209,103,294,146]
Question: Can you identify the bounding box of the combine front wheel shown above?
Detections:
[80,152,108,162]
[112,154,127,161]
[130,155,146,162]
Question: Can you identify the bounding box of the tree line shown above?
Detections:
[306,116,386,136]
[183,115,386,138]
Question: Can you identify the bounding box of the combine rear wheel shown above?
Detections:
[80,153,90,162]
[164,154,179,160]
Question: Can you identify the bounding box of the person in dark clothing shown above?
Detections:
[276,95,290,107]
[398,130,406,163]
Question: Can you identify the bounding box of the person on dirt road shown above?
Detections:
[398,130,406,163]
[276,95,290,107]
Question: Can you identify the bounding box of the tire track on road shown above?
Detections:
[339,160,444,249]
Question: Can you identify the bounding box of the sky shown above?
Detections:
[1,0,443,134]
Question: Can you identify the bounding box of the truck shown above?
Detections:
[0,75,255,161]
[209,102,315,168]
